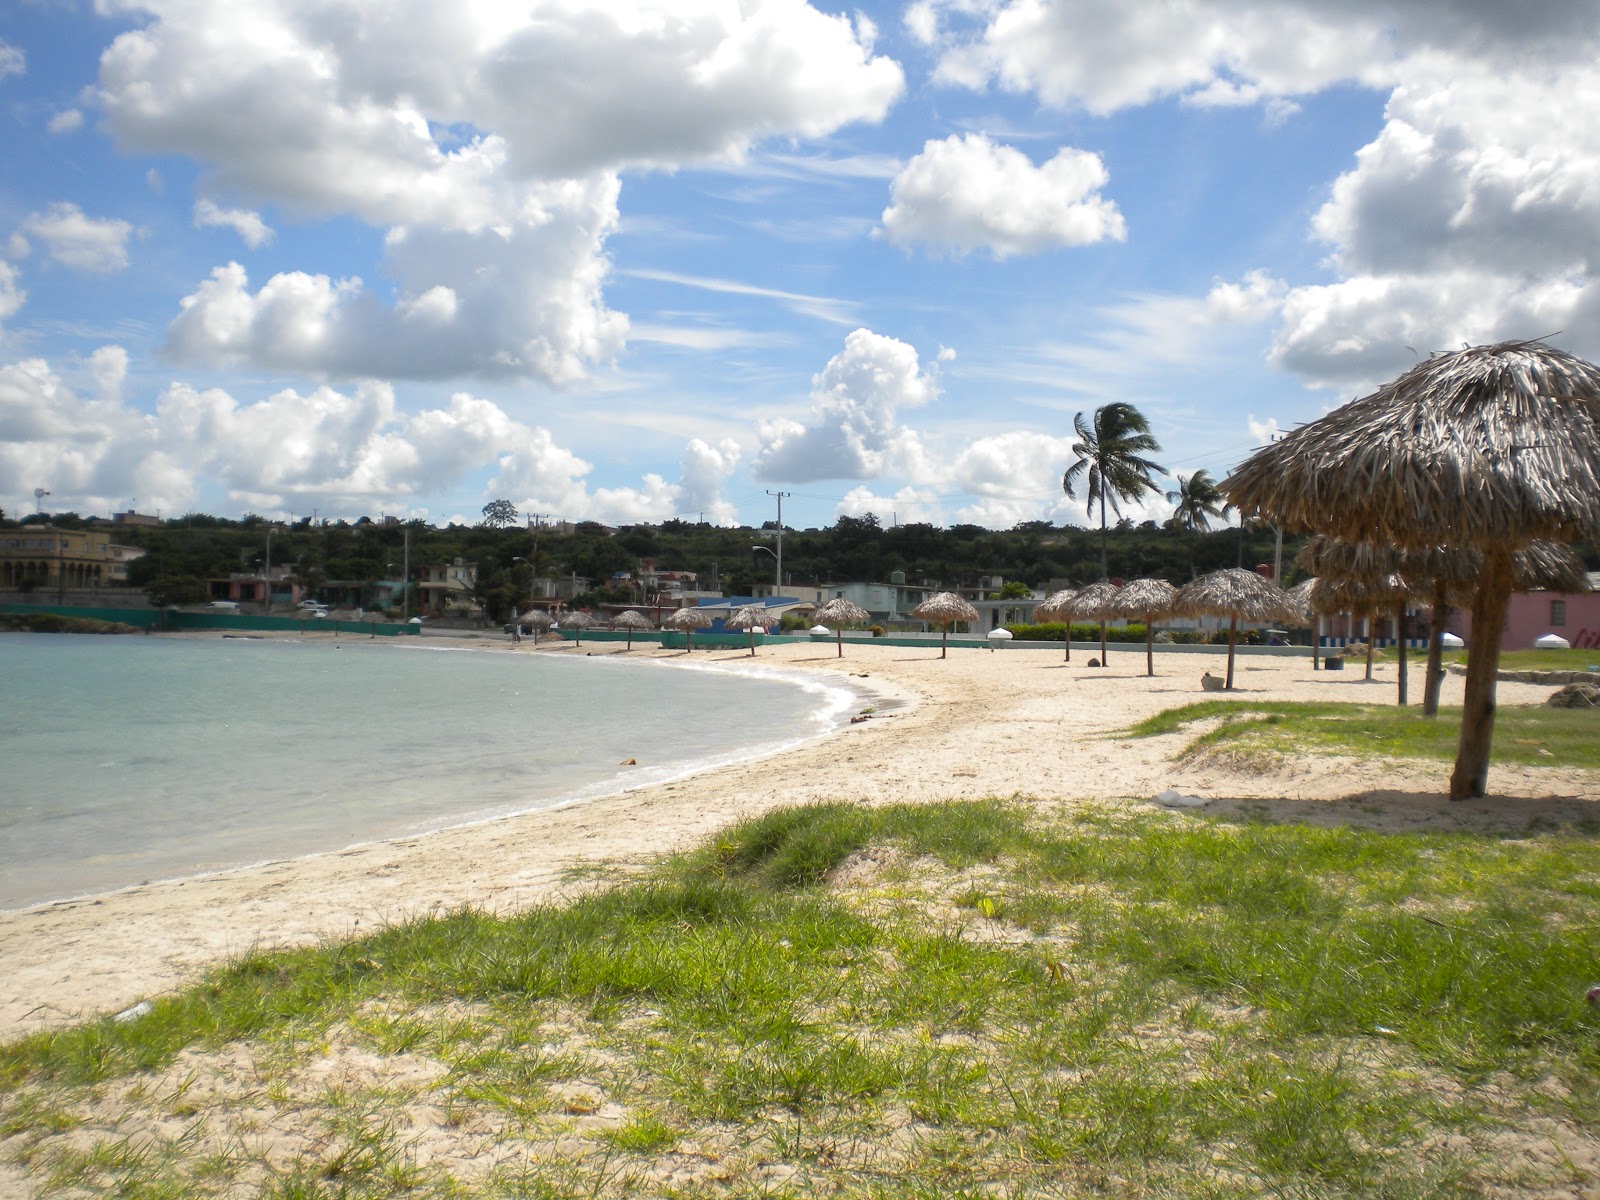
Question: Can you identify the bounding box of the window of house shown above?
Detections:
[1551,599,1566,627]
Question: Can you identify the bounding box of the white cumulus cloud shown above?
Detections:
[16,203,138,273]
[0,40,22,80]
[754,328,939,482]
[47,109,84,135]
[881,134,1124,258]
[193,199,274,249]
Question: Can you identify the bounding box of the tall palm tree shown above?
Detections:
[1165,469,1233,579]
[1062,402,1167,580]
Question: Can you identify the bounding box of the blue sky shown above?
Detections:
[3,1,1597,531]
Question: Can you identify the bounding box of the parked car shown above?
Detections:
[205,600,240,611]
[296,600,328,612]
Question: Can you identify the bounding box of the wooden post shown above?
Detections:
[1312,613,1321,670]
[1395,600,1408,706]
[1364,610,1376,680]
[1450,548,1513,800]
[1145,616,1155,677]
[1225,614,1238,690]
[1422,581,1448,718]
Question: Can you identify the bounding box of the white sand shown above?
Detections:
[5,637,1596,1032]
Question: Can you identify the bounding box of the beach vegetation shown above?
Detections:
[4,799,1600,1196]
[1126,699,1600,771]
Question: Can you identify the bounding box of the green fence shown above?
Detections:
[1,604,420,637]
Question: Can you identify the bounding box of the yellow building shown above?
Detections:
[0,526,146,594]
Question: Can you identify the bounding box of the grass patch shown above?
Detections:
[1124,699,1600,768]
[1409,647,1600,674]
[5,801,1600,1197]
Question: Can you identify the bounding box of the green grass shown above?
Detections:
[1413,647,1600,674]
[1125,699,1600,769]
[5,800,1600,1197]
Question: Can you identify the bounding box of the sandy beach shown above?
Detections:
[6,635,1598,1034]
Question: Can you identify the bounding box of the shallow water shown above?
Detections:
[0,633,850,909]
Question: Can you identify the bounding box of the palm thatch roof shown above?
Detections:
[1308,572,1413,616]
[1299,536,1591,606]
[519,609,553,628]
[1174,568,1295,623]
[726,603,768,631]
[1284,577,1318,622]
[1060,580,1121,618]
[911,592,979,625]
[813,598,871,626]
[1031,588,1077,623]
[561,610,595,628]
[666,607,714,630]
[1107,578,1176,619]
[1223,340,1600,548]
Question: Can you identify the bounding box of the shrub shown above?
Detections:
[869,625,885,638]
[1004,621,1148,643]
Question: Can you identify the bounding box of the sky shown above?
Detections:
[3,0,1599,532]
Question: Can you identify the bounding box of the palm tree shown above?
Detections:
[1062,402,1166,580]
[1165,469,1233,579]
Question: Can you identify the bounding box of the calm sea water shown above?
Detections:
[0,633,852,910]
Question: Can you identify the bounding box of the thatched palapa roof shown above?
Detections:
[911,592,980,625]
[1031,588,1077,623]
[1174,568,1295,623]
[1223,340,1600,549]
[612,610,651,630]
[813,598,871,626]
[1060,580,1120,619]
[1107,578,1176,619]
[666,607,714,630]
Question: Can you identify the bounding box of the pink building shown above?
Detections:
[1454,574,1600,651]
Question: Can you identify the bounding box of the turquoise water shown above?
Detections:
[0,633,850,910]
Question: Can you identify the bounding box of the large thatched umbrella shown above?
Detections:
[666,605,714,653]
[1108,578,1177,677]
[813,597,871,658]
[1174,568,1296,690]
[726,603,769,656]
[519,608,553,645]
[561,609,595,647]
[1062,580,1121,665]
[1285,577,1322,670]
[1307,569,1414,700]
[1033,588,1078,661]
[1225,339,1600,799]
[612,609,651,650]
[911,592,980,659]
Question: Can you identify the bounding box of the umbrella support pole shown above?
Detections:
[1422,583,1448,718]
[1450,553,1512,801]
[1099,620,1108,666]
[1395,601,1408,706]
[1225,615,1238,690]
[1146,625,1154,677]
[1364,612,1376,680]
[1312,616,1320,670]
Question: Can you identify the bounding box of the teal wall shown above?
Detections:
[1,604,420,637]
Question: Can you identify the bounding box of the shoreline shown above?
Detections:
[5,637,1597,1034]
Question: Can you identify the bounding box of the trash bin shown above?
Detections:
[1325,655,1344,670]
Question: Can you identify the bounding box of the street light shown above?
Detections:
[751,545,778,593]
[513,556,536,616]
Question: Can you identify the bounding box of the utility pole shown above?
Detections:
[527,513,550,612]
[401,524,410,621]
[767,490,789,593]
[263,526,275,614]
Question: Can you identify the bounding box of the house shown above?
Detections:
[1455,572,1600,651]
[211,565,304,611]
[417,559,481,617]
[0,525,146,596]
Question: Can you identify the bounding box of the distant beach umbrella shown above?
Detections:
[561,609,595,646]
[666,605,715,652]
[813,597,871,658]
[1174,568,1296,691]
[519,608,553,645]
[1107,578,1177,677]
[986,627,1013,652]
[1033,588,1079,661]
[1224,338,1600,799]
[1062,579,1121,666]
[1285,577,1323,671]
[1309,569,1413,691]
[910,592,980,659]
[726,603,769,656]
[612,609,651,650]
